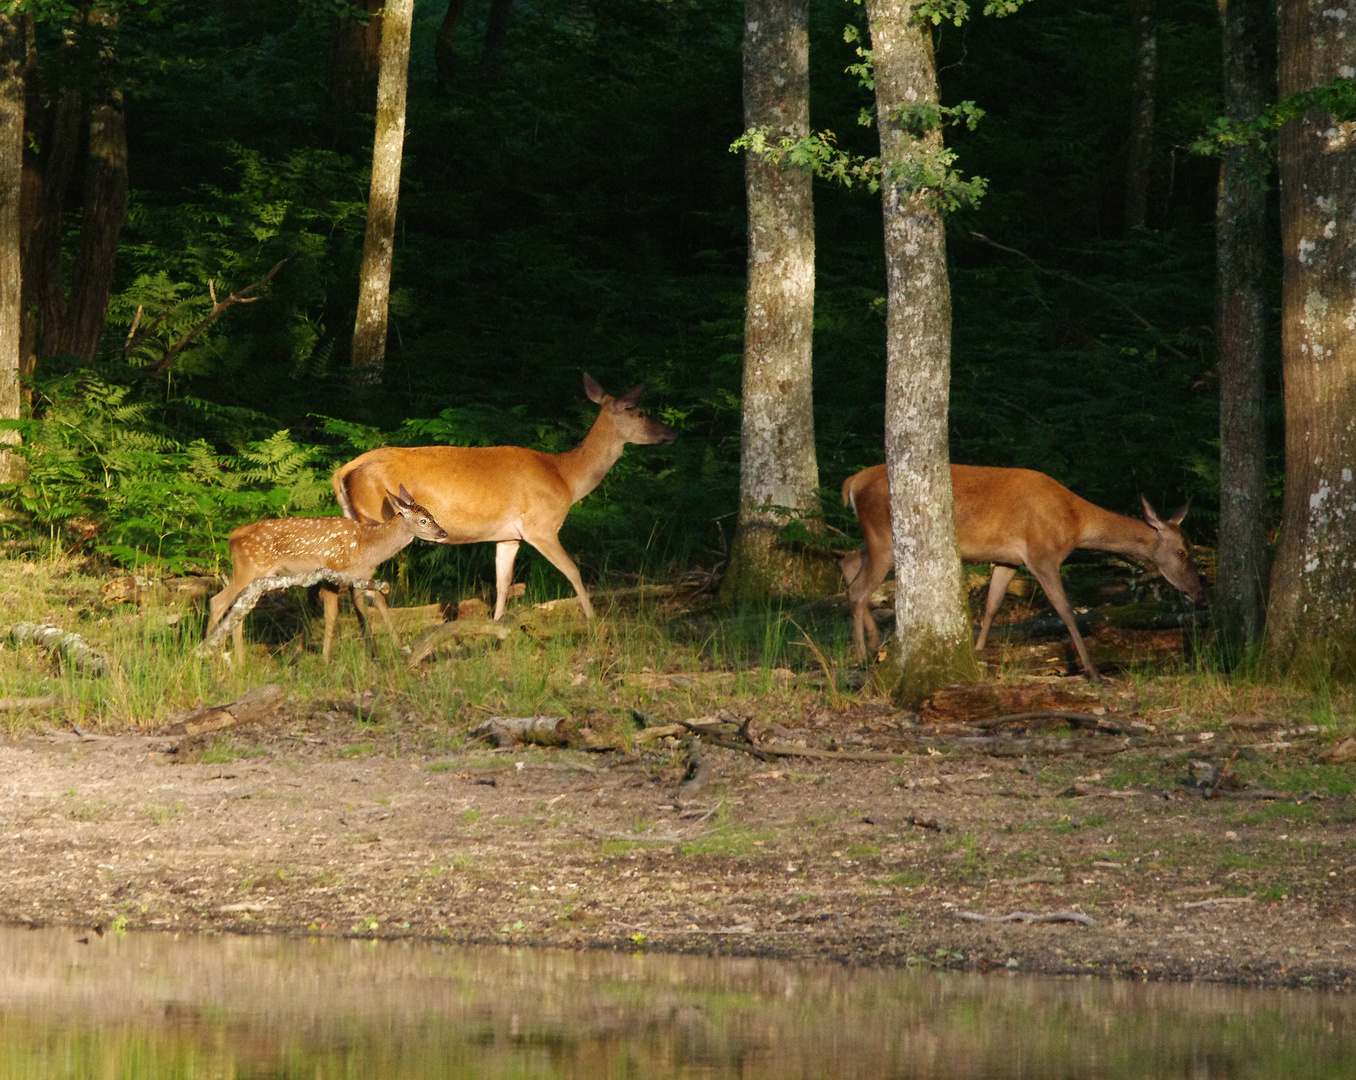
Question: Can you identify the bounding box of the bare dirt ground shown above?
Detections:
[3,665,1354,991]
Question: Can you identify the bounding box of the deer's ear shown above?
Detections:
[1168,501,1190,526]
[583,373,606,404]
[612,383,645,411]
[398,483,414,504]
[1141,496,1164,530]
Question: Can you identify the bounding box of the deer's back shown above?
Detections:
[229,516,369,576]
[336,445,571,543]
[952,465,1087,565]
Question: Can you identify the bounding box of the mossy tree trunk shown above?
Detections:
[721,0,830,602]
[351,0,413,388]
[1265,0,1356,674]
[0,9,23,483]
[866,0,979,705]
[328,0,383,116]
[1213,0,1272,656]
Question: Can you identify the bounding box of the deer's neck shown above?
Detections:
[553,412,625,504]
[1079,504,1156,561]
[365,516,416,565]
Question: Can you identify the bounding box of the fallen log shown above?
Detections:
[0,694,62,711]
[198,570,390,653]
[162,684,286,737]
[10,623,109,676]
[472,715,577,748]
[974,710,1155,736]
[406,617,515,667]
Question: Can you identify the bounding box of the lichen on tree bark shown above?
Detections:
[722,0,830,601]
[867,0,978,705]
[1265,0,1356,674]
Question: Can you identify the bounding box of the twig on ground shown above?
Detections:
[957,909,1097,926]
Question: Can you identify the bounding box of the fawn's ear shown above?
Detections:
[387,487,411,511]
[398,483,414,504]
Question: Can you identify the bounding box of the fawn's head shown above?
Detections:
[388,485,449,543]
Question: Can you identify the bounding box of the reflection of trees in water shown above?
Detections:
[0,927,1348,1077]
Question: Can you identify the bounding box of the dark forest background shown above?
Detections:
[10,0,1274,598]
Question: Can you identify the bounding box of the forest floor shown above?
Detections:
[3,613,1355,991]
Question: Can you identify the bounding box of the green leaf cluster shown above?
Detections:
[0,374,330,574]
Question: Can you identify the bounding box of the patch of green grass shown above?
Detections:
[600,839,643,856]
[848,844,880,858]
[341,744,375,758]
[142,801,183,826]
[426,762,454,772]
[460,809,481,824]
[884,871,926,889]
[680,827,772,857]
[201,742,268,764]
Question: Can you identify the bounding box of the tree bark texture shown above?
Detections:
[328,0,383,115]
[59,7,127,364]
[1213,0,1272,653]
[1265,0,1356,670]
[435,0,468,87]
[0,11,23,483]
[721,0,825,601]
[1125,0,1158,230]
[351,0,414,385]
[866,0,979,704]
[479,0,515,81]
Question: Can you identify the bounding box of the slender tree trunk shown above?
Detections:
[721,0,826,602]
[1125,0,1157,230]
[1213,0,1272,656]
[435,0,468,88]
[0,10,24,483]
[328,0,383,115]
[351,0,414,386]
[59,6,127,364]
[479,0,514,81]
[1265,0,1356,672]
[866,0,979,703]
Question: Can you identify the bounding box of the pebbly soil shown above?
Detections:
[3,680,1354,990]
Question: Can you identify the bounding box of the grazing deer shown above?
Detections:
[331,374,676,620]
[839,464,1206,680]
[207,485,448,661]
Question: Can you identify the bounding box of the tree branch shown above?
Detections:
[968,232,1190,361]
[144,260,288,375]
[199,568,388,653]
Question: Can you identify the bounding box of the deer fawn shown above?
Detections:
[840,464,1206,680]
[207,485,448,661]
[331,374,676,620]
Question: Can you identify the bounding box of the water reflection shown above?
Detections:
[0,927,1353,1078]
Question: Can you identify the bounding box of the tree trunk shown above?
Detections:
[478,0,514,82]
[59,7,127,364]
[866,0,979,704]
[0,11,23,483]
[435,0,468,88]
[351,0,414,386]
[22,82,81,368]
[720,0,826,602]
[327,0,383,116]
[1213,0,1272,656]
[1265,0,1356,672]
[1125,0,1157,230]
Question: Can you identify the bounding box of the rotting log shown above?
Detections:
[957,910,1096,926]
[472,715,577,748]
[9,623,109,676]
[161,683,286,737]
[199,570,389,654]
[406,617,514,667]
[973,710,1156,736]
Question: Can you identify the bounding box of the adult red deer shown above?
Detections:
[332,375,676,620]
[208,485,448,661]
[839,464,1206,680]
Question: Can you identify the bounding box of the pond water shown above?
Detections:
[1,927,1354,1078]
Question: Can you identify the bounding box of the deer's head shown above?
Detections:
[584,373,677,446]
[1142,497,1206,603]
